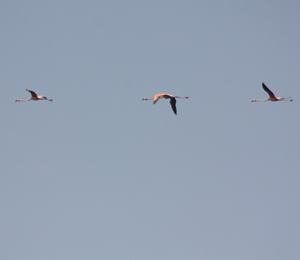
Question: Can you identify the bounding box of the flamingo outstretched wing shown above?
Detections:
[262,83,276,98]
[153,94,163,104]
[26,89,38,98]
[170,97,177,115]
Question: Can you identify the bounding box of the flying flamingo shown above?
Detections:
[16,89,53,102]
[252,83,292,102]
[142,93,188,115]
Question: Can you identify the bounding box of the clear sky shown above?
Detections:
[1,1,300,259]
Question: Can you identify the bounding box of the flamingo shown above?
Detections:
[142,93,188,115]
[16,89,53,102]
[252,83,292,102]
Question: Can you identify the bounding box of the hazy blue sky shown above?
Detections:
[1,1,300,259]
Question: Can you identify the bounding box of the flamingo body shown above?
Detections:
[16,89,53,102]
[252,83,292,102]
[142,93,188,115]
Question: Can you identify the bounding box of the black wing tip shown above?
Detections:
[170,97,177,115]
[171,106,177,115]
[262,82,269,91]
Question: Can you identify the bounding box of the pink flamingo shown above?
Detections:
[252,83,292,102]
[142,93,188,115]
[16,89,53,102]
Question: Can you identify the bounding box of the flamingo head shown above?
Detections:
[15,99,20,102]
[142,98,148,101]
[252,99,257,102]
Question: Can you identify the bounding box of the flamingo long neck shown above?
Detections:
[16,98,32,102]
[253,99,270,102]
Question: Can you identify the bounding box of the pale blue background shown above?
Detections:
[1,1,300,259]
